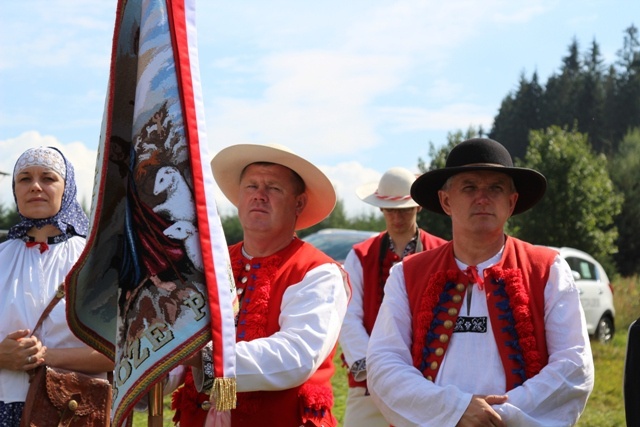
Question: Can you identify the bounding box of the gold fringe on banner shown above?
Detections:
[212,377,237,411]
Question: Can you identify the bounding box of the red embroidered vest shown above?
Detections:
[347,229,445,387]
[355,229,446,335]
[229,238,342,427]
[403,237,555,391]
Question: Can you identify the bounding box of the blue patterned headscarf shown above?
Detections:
[7,147,89,240]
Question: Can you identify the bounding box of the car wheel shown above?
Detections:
[596,315,614,344]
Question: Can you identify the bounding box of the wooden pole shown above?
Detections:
[148,381,164,427]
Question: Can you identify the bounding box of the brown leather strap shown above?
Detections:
[31,283,65,337]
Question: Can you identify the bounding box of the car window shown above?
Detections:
[305,234,365,262]
[302,230,377,263]
[565,256,597,281]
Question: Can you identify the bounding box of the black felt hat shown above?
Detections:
[411,138,546,216]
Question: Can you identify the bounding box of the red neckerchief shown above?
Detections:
[464,265,484,290]
[26,241,49,253]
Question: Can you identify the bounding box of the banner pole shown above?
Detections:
[148,382,164,427]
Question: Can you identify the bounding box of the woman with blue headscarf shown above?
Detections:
[0,147,113,425]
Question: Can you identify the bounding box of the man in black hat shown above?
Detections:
[366,138,594,426]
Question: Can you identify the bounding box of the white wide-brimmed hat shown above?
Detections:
[211,143,336,230]
[356,167,420,209]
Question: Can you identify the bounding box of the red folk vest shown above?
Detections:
[403,237,555,391]
[229,238,342,427]
[355,229,446,335]
[347,229,445,387]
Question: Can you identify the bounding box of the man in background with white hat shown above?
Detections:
[366,138,593,426]
[174,144,349,427]
[339,167,446,427]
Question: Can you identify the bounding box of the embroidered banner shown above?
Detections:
[65,0,237,425]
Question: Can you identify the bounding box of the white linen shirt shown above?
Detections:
[366,251,594,427]
[235,262,348,392]
[338,249,369,373]
[0,236,87,403]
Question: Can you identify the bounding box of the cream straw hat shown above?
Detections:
[211,143,336,230]
[356,167,420,209]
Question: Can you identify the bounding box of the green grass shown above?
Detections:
[131,275,639,426]
[576,274,639,426]
[331,352,349,424]
[578,334,627,426]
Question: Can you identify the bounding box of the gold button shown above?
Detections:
[439,334,449,343]
[452,295,462,303]
[435,348,444,356]
[244,263,251,271]
[430,361,438,370]
[456,283,465,292]
[201,401,212,411]
[448,307,458,316]
[444,320,453,329]
[426,375,433,381]
[240,276,248,284]
[237,287,244,295]
[68,400,78,412]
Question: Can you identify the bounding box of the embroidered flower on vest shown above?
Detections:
[411,270,464,375]
[298,383,334,423]
[486,267,543,383]
[232,254,281,413]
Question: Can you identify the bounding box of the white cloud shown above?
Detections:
[379,103,494,132]
[321,161,385,218]
[0,2,112,71]
[0,131,400,222]
[493,2,550,23]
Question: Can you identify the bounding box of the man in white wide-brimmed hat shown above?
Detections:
[175,144,349,427]
[339,167,446,427]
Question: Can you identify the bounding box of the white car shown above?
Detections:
[550,246,615,343]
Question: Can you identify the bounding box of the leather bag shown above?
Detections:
[19,284,112,427]
[20,365,112,427]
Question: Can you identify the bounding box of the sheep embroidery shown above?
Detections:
[163,220,203,272]
[153,166,196,222]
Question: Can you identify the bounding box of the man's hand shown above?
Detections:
[182,351,203,368]
[456,394,508,427]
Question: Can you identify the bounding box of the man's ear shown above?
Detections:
[508,192,519,217]
[438,190,452,216]
[295,193,308,216]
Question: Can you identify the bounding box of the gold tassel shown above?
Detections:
[212,377,237,411]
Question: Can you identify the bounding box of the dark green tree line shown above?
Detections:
[490,25,640,159]
[0,204,19,229]
[609,129,640,276]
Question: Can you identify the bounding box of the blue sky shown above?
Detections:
[1,0,637,218]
